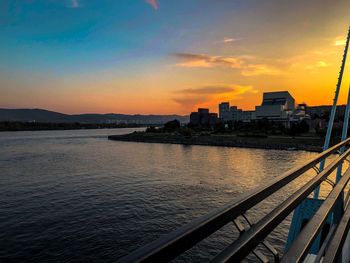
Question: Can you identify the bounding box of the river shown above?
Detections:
[0,128,324,262]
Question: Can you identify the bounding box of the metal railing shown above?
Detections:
[281,164,350,262]
[119,137,350,263]
[323,201,350,262]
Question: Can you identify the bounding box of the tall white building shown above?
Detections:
[255,91,295,121]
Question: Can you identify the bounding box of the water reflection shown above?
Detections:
[0,129,338,262]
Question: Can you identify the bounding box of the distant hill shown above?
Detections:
[0,108,189,124]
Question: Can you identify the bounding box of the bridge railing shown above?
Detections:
[119,137,350,263]
[323,199,350,263]
[281,165,350,262]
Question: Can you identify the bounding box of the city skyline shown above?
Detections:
[2,0,350,115]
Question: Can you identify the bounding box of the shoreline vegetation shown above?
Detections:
[108,119,340,152]
[2,119,338,153]
[108,132,326,152]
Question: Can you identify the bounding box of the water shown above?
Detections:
[0,128,322,262]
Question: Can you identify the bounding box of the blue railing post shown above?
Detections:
[333,85,350,225]
[336,85,350,182]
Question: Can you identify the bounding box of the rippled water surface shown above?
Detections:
[0,128,322,262]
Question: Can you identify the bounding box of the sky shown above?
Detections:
[2,0,350,114]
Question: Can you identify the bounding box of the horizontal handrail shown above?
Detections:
[118,138,350,263]
[281,165,350,262]
[323,198,350,263]
[212,147,350,262]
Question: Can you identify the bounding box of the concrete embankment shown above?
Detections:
[108,132,325,152]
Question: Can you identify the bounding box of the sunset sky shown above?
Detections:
[2,0,350,114]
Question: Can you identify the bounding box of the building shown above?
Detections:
[217,103,254,122]
[217,91,321,126]
[209,113,218,127]
[230,106,240,121]
[306,105,346,119]
[198,108,209,126]
[290,103,310,122]
[230,106,254,122]
[240,110,255,122]
[219,102,231,120]
[255,91,295,121]
[189,112,200,125]
[190,108,218,127]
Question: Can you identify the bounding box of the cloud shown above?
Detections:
[305,60,330,70]
[316,61,329,67]
[222,37,242,43]
[276,47,337,72]
[174,53,243,69]
[71,0,79,8]
[179,86,234,94]
[172,97,203,109]
[241,64,282,76]
[334,38,346,46]
[146,0,159,10]
[175,54,212,68]
[224,38,234,43]
[174,53,281,76]
[173,84,256,110]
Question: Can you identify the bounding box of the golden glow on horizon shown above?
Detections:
[3,2,350,115]
[4,37,350,116]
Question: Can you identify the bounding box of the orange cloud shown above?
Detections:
[305,61,330,70]
[241,64,282,76]
[145,0,159,10]
[173,84,256,111]
[174,53,281,76]
[334,38,346,46]
[179,86,234,94]
[174,53,243,69]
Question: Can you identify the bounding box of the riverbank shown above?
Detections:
[108,132,325,152]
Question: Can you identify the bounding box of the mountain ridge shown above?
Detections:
[0,108,189,124]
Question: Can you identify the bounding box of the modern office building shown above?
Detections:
[255,91,295,121]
